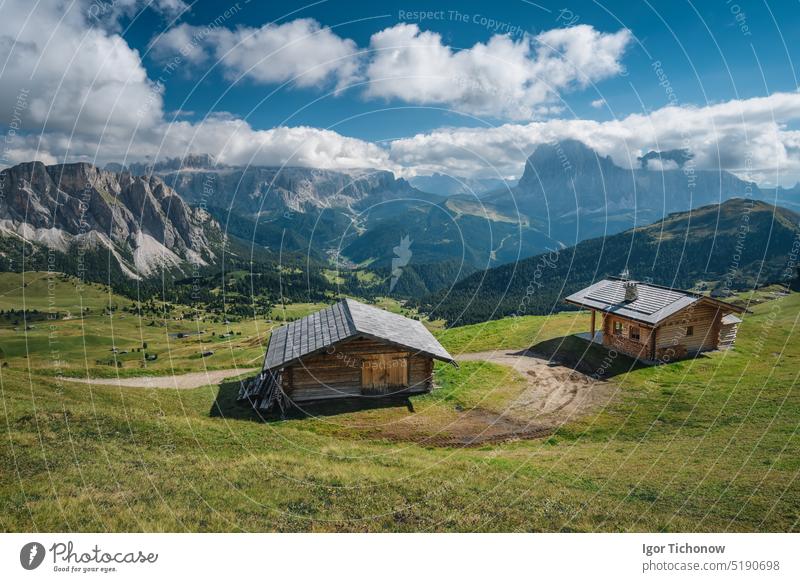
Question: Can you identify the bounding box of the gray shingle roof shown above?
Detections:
[721,313,742,325]
[263,298,454,370]
[564,278,743,325]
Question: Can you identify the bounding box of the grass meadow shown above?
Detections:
[0,272,797,531]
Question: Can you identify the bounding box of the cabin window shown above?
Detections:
[686,325,694,337]
[630,326,640,341]
[613,321,623,335]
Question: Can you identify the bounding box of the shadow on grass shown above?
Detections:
[521,335,649,379]
[209,380,263,422]
[210,379,415,422]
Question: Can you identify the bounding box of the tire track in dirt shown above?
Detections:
[368,349,613,447]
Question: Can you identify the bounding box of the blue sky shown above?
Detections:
[2,0,800,185]
[128,0,800,140]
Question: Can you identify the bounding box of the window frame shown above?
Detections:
[629,326,640,341]
[686,325,694,337]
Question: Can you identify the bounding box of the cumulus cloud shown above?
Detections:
[364,23,631,119]
[0,3,384,172]
[387,91,800,186]
[4,4,799,188]
[151,18,361,89]
[151,20,630,118]
[153,118,392,169]
[0,0,164,138]
[149,22,209,65]
[14,116,393,172]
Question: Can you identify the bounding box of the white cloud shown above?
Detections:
[20,115,393,172]
[4,5,799,189]
[149,22,208,65]
[387,91,800,186]
[363,23,631,119]
[591,98,606,109]
[0,0,163,138]
[153,118,392,169]
[151,20,630,118]
[151,18,361,89]
[0,4,383,172]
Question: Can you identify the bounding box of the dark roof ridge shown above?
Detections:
[340,297,357,331]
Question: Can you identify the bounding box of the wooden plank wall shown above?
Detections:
[718,322,739,349]
[360,354,409,394]
[283,336,434,402]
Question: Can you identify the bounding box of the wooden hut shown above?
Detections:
[564,277,746,362]
[239,298,455,412]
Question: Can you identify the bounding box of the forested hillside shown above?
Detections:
[414,199,800,325]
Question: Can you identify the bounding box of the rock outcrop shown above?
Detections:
[0,161,219,278]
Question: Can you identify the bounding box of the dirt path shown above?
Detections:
[59,368,258,390]
[457,348,614,427]
[358,349,615,448]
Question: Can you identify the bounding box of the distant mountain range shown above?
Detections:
[96,143,800,275]
[413,198,800,326]
[3,141,799,296]
[408,173,514,197]
[131,156,554,270]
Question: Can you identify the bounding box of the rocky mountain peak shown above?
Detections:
[519,139,617,186]
[0,161,220,279]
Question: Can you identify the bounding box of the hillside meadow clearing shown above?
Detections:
[0,272,797,531]
[0,272,434,380]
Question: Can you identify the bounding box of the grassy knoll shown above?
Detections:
[0,272,797,532]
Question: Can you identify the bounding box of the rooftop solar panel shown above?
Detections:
[585,281,686,315]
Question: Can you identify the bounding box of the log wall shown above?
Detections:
[281,336,434,403]
[600,301,726,361]
[602,314,655,359]
[656,302,721,353]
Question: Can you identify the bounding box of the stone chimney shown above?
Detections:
[623,281,638,302]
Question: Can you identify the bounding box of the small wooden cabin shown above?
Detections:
[565,278,746,362]
[240,298,455,412]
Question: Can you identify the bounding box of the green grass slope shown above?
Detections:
[1,282,797,532]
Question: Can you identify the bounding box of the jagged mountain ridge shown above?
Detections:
[139,157,549,269]
[0,161,220,279]
[148,160,435,215]
[483,139,799,244]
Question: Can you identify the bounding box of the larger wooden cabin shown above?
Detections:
[565,278,746,362]
[240,298,455,413]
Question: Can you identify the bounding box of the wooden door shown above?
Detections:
[361,354,408,394]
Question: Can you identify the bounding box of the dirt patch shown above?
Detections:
[59,368,258,390]
[352,349,614,448]
[363,407,554,447]
[458,349,614,426]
